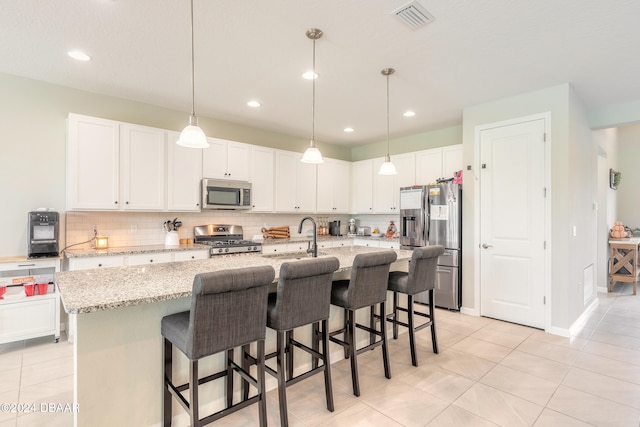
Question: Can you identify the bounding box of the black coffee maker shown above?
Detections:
[329,220,341,236]
[27,211,60,258]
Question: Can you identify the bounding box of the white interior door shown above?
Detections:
[480,118,546,328]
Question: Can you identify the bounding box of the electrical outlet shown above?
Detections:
[466,165,472,170]
[130,224,138,233]
[93,225,98,236]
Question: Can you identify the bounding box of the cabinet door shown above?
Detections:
[372,157,395,213]
[68,256,125,270]
[226,141,251,181]
[296,160,317,212]
[120,124,165,210]
[172,250,209,262]
[332,160,351,213]
[316,159,335,213]
[202,138,227,179]
[274,151,298,212]
[167,132,202,211]
[250,146,274,212]
[351,160,373,213]
[392,153,416,211]
[127,253,172,266]
[415,148,442,185]
[67,114,120,210]
[442,145,463,179]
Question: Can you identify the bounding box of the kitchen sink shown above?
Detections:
[261,251,328,260]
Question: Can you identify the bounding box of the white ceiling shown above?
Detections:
[2,0,640,146]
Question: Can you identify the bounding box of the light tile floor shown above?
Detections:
[1,284,640,426]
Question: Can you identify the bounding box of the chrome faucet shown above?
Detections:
[298,216,318,257]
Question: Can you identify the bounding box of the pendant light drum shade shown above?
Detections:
[301,28,324,164]
[378,68,397,175]
[176,0,209,148]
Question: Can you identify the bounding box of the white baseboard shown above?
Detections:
[569,297,599,336]
[460,306,479,316]
[596,286,608,294]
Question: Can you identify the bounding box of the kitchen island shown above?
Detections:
[56,245,412,427]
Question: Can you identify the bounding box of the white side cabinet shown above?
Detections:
[0,258,61,344]
[249,146,275,212]
[167,132,203,211]
[351,160,374,213]
[202,138,251,181]
[317,158,351,213]
[67,255,126,271]
[274,150,317,213]
[172,250,209,262]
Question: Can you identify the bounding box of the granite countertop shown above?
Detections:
[261,235,399,245]
[64,244,211,258]
[55,245,412,314]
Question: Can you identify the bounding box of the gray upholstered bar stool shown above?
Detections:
[386,245,444,366]
[243,257,340,427]
[327,250,397,397]
[161,265,275,427]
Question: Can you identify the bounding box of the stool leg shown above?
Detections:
[369,305,376,346]
[429,289,439,354]
[163,338,172,427]
[276,330,289,427]
[286,330,294,380]
[379,302,391,379]
[241,344,250,401]
[407,295,418,367]
[343,308,350,359]
[312,322,320,370]
[392,291,399,339]
[347,309,360,397]
[256,340,267,427]
[189,360,200,427]
[321,319,335,412]
[225,348,234,408]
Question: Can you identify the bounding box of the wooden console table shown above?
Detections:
[609,238,640,295]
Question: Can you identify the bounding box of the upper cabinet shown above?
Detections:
[372,153,415,213]
[274,150,317,213]
[202,138,250,181]
[249,146,275,212]
[67,114,120,210]
[351,160,374,214]
[67,115,166,211]
[167,132,202,211]
[317,158,351,213]
[120,124,166,210]
[415,145,463,184]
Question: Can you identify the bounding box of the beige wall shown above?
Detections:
[616,124,640,228]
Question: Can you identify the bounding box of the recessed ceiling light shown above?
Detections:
[302,71,318,80]
[403,110,416,117]
[247,100,261,108]
[67,50,91,61]
[344,127,354,133]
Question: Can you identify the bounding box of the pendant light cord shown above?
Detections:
[189,0,196,117]
[311,36,316,144]
[386,72,390,156]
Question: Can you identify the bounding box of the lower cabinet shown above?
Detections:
[0,258,61,345]
[66,249,209,271]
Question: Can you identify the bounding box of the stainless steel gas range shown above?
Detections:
[193,224,262,256]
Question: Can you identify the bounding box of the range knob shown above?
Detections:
[224,248,229,253]
[253,246,258,251]
[218,248,224,254]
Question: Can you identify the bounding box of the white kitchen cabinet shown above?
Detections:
[353,238,377,247]
[172,250,209,262]
[442,145,463,179]
[127,252,173,266]
[378,240,399,249]
[67,255,126,271]
[120,123,166,210]
[202,138,251,181]
[249,146,275,212]
[67,114,166,212]
[351,160,374,213]
[167,132,203,211]
[372,153,415,213]
[0,258,61,344]
[67,114,120,210]
[415,148,442,185]
[274,150,317,213]
[317,158,351,213]
[262,244,289,254]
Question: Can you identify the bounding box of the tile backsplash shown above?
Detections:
[64,211,398,250]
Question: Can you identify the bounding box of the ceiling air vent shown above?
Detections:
[392,1,435,30]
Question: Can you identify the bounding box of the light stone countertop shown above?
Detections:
[261,235,399,246]
[55,245,412,314]
[64,244,211,258]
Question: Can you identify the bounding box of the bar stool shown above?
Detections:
[243,257,340,427]
[387,245,444,366]
[161,265,275,427]
[327,250,397,397]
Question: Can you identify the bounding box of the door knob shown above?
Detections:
[481,243,493,249]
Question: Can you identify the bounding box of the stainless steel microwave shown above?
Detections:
[201,178,252,210]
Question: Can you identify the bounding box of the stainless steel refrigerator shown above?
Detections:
[399,182,462,310]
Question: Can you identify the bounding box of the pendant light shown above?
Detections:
[378,68,397,175]
[176,0,209,148]
[301,28,324,164]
